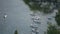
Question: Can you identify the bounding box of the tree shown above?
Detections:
[14,30,18,34]
[47,24,60,34]
[23,0,60,34]
[55,9,60,26]
[23,0,56,14]
[23,0,60,26]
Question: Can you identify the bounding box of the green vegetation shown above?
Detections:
[23,0,30,5]
[47,24,60,34]
[23,0,54,13]
[55,9,60,26]
[23,0,60,26]
[14,30,18,34]
[23,0,60,34]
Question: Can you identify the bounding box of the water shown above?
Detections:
[0,0,58,34]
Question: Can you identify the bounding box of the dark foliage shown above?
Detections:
[23,0,55,13]
[47,25,60,34]
[55,9,60,26]
[14,30,18,34]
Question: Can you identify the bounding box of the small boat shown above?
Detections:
[3,15,7,19]
[48,17,52,20]
[31,29,39,34]
[33,20,41,24]
[34,16,40,20]
[32,28,35,32]
[30,14,35,16]
[30,24,38,28]
[32,16,40,20]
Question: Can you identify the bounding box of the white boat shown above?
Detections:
[4,15,7,19]
[32,16,40,20]
[32,28,35,32]
[32,19,41,24]
[31,28,39,34]
[30,24,38,28]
